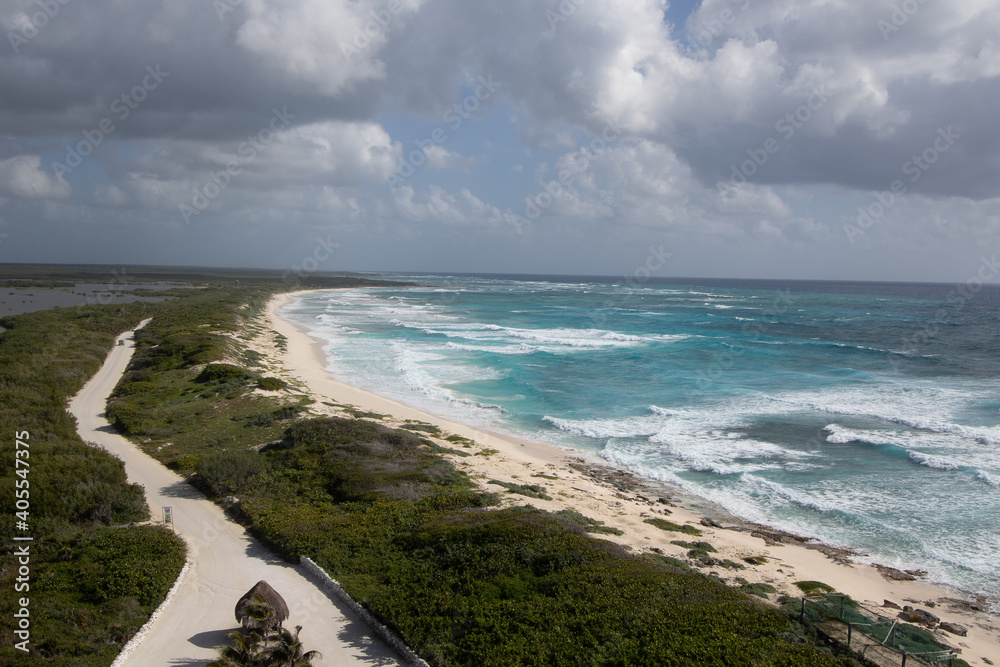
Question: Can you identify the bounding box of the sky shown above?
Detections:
[0,0,998,282]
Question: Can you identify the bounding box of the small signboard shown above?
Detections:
[163,506,173,527]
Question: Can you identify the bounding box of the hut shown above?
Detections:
[235,580,289,633]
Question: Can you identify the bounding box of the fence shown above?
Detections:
[800,595,959,667]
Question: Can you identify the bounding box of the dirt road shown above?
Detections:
[68,322,404,666]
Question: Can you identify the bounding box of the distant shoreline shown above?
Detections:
[264,289,1000,666]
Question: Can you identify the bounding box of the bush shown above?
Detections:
[740,581,777,598]
[488,479,552,500]
[643,518,702,535]
[81,527,187,605]
[555,508,625,535]
[671,540,717,552]
[196,363,253,385]
[794,580,836,596]
[196,449,265,496]
[257,376,286,391]
[105,401,149,436]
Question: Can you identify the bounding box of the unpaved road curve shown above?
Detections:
[68,322,404,667]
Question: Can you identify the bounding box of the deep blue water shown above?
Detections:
[280,274,1000,602]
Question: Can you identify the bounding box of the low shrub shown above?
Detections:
[794,580,836,596]
[257,376,286,391]
[555,509,625,535]
[196,363,253,385]
[644,518,703,535]
[196,449,265,496]
[488,479,552,500]
[740,581,777,598]
[671,540,717,552]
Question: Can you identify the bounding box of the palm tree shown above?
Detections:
[264,625,323,666]
[207,629,266,667]
[241,593,279,632]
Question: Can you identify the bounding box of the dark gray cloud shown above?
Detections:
[0,0,998,281]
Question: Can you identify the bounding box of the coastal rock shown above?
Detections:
[883,600,901,610]
[700,518,723,528]
[751,531,783,547]
[899,609,939,627]
[876,564,917,581]
[940,597,987,613]
[938,622,968,637]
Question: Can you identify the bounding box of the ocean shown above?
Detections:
[279,274,1000,604]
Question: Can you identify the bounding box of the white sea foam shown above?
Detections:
[782,386,1000,447]
[445,342,538,355]
[907,451,961,471]
[976,470,1000,489]
[543,414,666,439]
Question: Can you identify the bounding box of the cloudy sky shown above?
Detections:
[1,0,998,282]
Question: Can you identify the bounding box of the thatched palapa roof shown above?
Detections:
[235,580,289,632]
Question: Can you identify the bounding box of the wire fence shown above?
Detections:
[800,595,959,667]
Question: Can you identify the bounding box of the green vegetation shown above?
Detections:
[401,421,442,435]
[0,301,186,666]
[488,479,553,500]
[737,580,778,598]
[671,540,717,552]
[555,508,625,536]
[0,279,76,288]
[794,580,836,596]
[643,517,703,535]
[210,624,321,667]
[744,555,768,565]
[346,407,387,419]
[257,376,286,391]
[0,266,871,666]
[646,553,695,572]
[196,449,266,496]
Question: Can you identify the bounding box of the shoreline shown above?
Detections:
[262,289,1000,664]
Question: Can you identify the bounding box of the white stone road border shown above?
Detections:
[110,556,192,667]
[300,557,430,666]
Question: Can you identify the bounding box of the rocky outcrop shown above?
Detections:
[938,621,968,637]
[898,608,939,627]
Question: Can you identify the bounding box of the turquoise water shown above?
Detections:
[280,275,1000,603]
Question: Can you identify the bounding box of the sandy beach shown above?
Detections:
[258,290,1000,665]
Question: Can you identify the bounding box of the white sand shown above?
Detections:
[261,290,1000,665]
